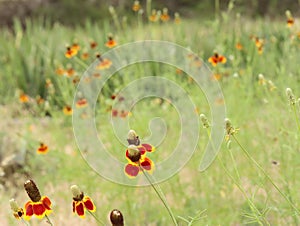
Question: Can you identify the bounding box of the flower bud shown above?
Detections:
[110,209,124,226]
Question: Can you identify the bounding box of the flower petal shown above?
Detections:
[24,202,33,220]
[41,196,52,210]
[76,202,85,218]
[141,143,155,152]
[124,164,140,178]
[32,203,46,218]
[141,157,154,173]
[73,201,76,213]
[83,197,96,212]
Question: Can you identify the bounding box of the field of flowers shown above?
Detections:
[0,1,300,225]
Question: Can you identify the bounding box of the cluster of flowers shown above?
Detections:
[10,180,124,225]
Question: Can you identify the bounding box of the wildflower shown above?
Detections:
[93,73,101,78]
[225,118,239,141]
[76,98,88,108]
[71,185,96,218]
[71,42,80,51]
[174,12,181,24]
[55,66,65,76]
[23,180,52,220]
[66,66,76,77]
[19,93,29,103]
[160,8,170,22]
[149,9,159,22]
[258,74,266,85]
[132,1,141,12]
[111,94,117,100]
[90,40,98,49]
[72,76,80,85]
[208,52,227,67]
[286,10,294,27]
[81,52,89,60]
[119,110,129,118]
[36,96,45,105]
[96,54,112,69]
[37,143,48,154]
[63,105,73,115]
[110,209,124,226]
[286,88,296,105]
[235,42,243,50]
[124,130,155,178]
[112,109,118,117]
[105,35,117,48]
[10,199,24,220]
[65,46,78,58]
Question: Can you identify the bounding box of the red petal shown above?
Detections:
[141,157,154,171]
[124,164,140,178]
[137,146,146,155]
[141,143,155,152]
[76,202,85,217]
[25,202,34,217]
[41,196,52,210]
[83,197,96,211]
[73,201,76,213]
[32,203,46,216]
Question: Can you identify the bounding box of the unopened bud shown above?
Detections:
[110,209,124,226]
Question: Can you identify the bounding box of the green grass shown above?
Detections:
[0,4,300,226]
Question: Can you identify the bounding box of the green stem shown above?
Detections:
[87,210,105,226]
[232,135,300,215]
[21,218,31,226]
[74,56,89,69]
[141,168,178,226]
[206,130,266,225]
[292,104,300,133]
[45,214,54,226]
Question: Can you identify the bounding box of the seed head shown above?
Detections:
[127,145,141,162]
[286,88,296,105]
[127,130,140,145]
[71,185,84,201]
[24,180,41,202]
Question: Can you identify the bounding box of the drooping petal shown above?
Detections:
[141,157,154,173]
[124,164,140,178]
[72,201,76,213]
[32,203,46,218]
[83,197,96,212]
[137,146,146,155]
[24,202,33,220]
[41,196,52,210]
[141,143,155,152]
[75,202,85,218]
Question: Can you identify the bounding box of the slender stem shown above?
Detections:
[45,214,54,226]
[21,218,31,226]
[232,135,300,215]
[140,168,178,226]
[87,210,105,226]
[74,56,89,69]
[206,130,266,225]
[292,104,300,133]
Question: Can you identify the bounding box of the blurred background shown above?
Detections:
[1,0,300,28]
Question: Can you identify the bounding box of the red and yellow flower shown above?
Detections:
[65,46,78,58]
[63,105,73,115]
[76,98,88,108]
[23,180,52,220]
[160,8,170,22]
[105,35,117,48]
[71,185,96,218]
[132,1,141,12]
[90,40,98,49]
[96,55,112,70]
[149,9,159,22]
[124,143,155,178]
[286,10,295,27]
[208,53,227,67]
[19,93,29,103]
[37,143,49,154]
